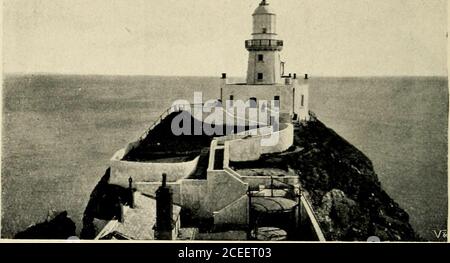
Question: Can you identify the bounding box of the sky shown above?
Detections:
[2,0,448,77]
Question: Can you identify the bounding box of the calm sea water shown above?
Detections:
[1,75,447,240]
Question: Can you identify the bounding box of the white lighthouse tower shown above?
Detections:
[246,0,283,85]
[221,0,310,123]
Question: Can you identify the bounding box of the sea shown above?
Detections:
[1,74,448,241]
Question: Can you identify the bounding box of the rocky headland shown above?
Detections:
[232,117,419,241]
[14,114,418,241]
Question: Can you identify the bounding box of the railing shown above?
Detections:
[288,179,326,241]
[300,190,327,241]
[247,175,326,241]
[245,39,283,51]
[248,176,300,199]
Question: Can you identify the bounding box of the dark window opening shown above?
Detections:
[258,54,264,62]
[249,97,257,108]
[301,95,304,107]
[257,73,263,81]
[229,95,234,106]
[262,28,267,33]
[274,96,280,107]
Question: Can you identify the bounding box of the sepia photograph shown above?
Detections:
[1,0,448,242]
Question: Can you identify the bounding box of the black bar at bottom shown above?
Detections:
[0,242,447,262]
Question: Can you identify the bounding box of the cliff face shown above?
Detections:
[288,119,418,241]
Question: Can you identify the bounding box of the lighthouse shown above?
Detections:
[246,0,283,85]
[220,0,310,123]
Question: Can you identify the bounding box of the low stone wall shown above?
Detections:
[260,123,294,154]
[132,179,209,219]
[135,182,182,204]
[206,170,248,214]
[207,140,220,171]
[213,195,249,227]
[225,123,294,162]
[215,126,273,143]
[109,149,199,187]
[227,139,261,162]
[123,140,142,157]
[180,179,209,218]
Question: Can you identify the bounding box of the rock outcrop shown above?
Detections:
[14,211,76,239]
[231,118,418,241]
[267,119,418,241]
[82,115,419,241]
[80,168,133,239]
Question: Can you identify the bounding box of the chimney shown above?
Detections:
[128,177,134,209]
[154,174,174,240]
[221,73,228,86]
[117,203,124,223]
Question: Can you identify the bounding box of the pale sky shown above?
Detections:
[2,0,448,76]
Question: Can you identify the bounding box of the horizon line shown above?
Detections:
[2,72,448,79]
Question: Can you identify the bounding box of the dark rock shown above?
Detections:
[233,119,419,241]
[80,168,132,239]
[315,189,370,241]
[292,120,419,241]
[14,211,76,239]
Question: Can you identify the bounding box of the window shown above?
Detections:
[301,95,304,107]
[229,95,234,106]
[262,27,267,33]
[257,73,263,81]
[249,97,257,108]
[258,54,264,62]
[274,96,280,107]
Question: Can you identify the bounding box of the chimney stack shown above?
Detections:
[128,177,134,209]
[154,174,174,240]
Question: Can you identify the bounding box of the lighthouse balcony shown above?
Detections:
[245,39,283,51]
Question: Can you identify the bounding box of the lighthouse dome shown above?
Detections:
[253,1,275,15]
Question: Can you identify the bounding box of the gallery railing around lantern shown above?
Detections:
[245,39,284,51]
